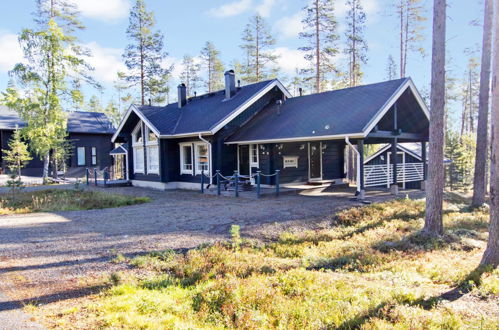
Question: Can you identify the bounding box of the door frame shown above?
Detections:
[237,144,259,181]
[308,142,323,181]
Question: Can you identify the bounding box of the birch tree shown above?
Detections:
[3,0,94,183]
[121,0,170,105]
[424,0,446,236]
[344,0,368,87]
[299,0,339,93]
[240,15,279,83]
[480,0,499,267]
[395,0,427,77]
[472,0,493,207]
[200,41,225,92]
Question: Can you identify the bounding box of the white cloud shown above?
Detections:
[0,32,23,72]
[272,47,308,75]
[256,0,278,17]
[274,12,304,39]
[84,42,125,83]
[208,0,253,18]
[70,0,130,21]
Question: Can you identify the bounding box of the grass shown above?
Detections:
[44,197,498,329]
[0,188,150,214]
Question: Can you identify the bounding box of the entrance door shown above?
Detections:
[239,145,250,176]
[308,142,322,181]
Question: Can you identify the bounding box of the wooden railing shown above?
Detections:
[364,163,424,188]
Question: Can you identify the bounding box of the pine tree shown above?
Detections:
[3,127,32,197]
[180,55,201,97]
[299,0,339,93]
[103,101,123,127]
[480,0,498,266]
[395,0,427,77]
[424,0,446,237]
[148,72,171,105]
[87,95,104,112]
[121,0,170,105]
[3,0,94,183]
[459,56,480,136]
[200,41,225,93]
[240,14,279,83]
[344,0,368,87]
[385,55,398,80]
[472,0,493,207]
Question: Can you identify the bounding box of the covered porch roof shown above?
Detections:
[225,78,429,145]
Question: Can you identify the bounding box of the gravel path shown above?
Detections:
[0,186,424,327]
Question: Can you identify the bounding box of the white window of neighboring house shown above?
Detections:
[145,127,159,174]
[195,142,209,174]
[91,147,97,165]
[250,144,259,167]
[179,143,193,175]
[77,147,86,166]
[132,122,144,173]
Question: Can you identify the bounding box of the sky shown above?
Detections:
[0,0,484,122]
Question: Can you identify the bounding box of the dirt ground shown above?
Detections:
[0,186,424,328]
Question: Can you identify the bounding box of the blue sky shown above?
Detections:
[0,0,484,121]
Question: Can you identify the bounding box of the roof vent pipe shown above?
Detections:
[178,83,187,108]
[299,87,303,97]
[224,70,236,99]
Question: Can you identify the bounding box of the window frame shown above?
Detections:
[179,142,194,175]
[91,147,97,166]
[145,126,159,174]
[249,144,259,168]
[132,122,143,147]
[194,142,210,175]
[77,147,86,166]
[133,146,144,173]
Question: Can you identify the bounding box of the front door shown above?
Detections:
[239,145,250,176]
[309,142,322,181]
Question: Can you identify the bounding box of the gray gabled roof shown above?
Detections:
[110,144,128,155]
[364,143,423,164]
[0,106,115,134]
[226,78,426,144]
[113,79,291,141]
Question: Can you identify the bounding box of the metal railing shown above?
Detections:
[201,170,281,198]
[364,163,424,188]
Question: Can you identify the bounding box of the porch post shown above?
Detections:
[358,139,365,199]
[391,138,399,195]
[421,141,427,190]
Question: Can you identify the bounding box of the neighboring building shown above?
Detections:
[364,143,424,189]
[112,70,430,194]
[0,106,115,177]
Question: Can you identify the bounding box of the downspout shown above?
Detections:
[199,133,213,185]
[345,137,361,194]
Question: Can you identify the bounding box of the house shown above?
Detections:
[364,143,424,189]
[0,106,115,177]
[112,70,430,196]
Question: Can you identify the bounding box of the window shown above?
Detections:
[179,143,193,174]
[195,143,209,173]
[145,127,159,174]
[91,147,97,165]
[250,144,259,167]
[133,123,143,145]
[77,147,86,166]
[134,147,144,173]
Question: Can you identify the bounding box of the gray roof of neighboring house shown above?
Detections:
[0,106,115,134]
[136,80,275,135]
[110,144,128,155]
[227,78,410,143]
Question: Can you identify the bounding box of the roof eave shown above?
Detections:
[225,133,365,145]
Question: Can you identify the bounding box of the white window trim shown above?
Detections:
[145,126,159,146]
[194,142,210,175]
[132,122,143,147]
[91,147,97,166]
[250,144,259,168]
[133,147,145,174]
[179,142,194,175]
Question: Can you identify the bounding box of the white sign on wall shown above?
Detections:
[283,156,299,168]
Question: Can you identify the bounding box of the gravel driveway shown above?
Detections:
[0,186,424,328]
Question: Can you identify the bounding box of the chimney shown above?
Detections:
[178,83,187,108]
[224,70,236,99]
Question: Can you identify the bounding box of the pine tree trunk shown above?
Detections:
[472,0,493,207]
[315,0,320,93]
[399,0,404,78]
[42,151,50,184]
[424,0,446,237]
[480,2,499,267]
